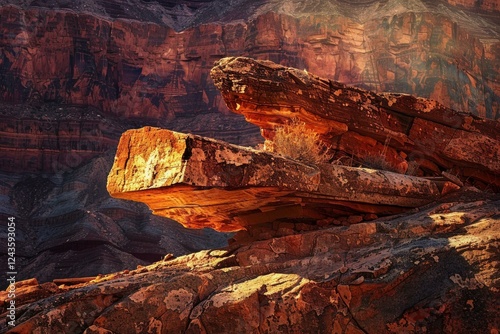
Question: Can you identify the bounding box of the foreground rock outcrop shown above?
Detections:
[2,193,498,333]
[0,145,230,285]
[107,127,447,231]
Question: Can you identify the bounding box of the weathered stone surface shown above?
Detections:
[2,193,498,333]
[107,127,445,231]
[211,56,500,189]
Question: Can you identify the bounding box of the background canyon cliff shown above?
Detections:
[0,0,499,284]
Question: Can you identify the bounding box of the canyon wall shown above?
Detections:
[1,1,499,126]
[1,0,499,174]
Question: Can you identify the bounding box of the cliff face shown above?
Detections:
[1,1,499,121]
[1,0,499,178]
[0,104,122,173]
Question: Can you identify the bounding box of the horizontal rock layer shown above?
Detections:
[0,104,123,173]
[2,194,498,333]
[107,127,445,231]
[0,1,499,123]
[0,103,261,173]
[211,57,500,190]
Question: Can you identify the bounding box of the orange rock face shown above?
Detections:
[106,127,443,231]
[211,57,500,190]
[0,145,231,285]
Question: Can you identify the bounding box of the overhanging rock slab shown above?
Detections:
[210,57,500,188]
[107,127,441,231]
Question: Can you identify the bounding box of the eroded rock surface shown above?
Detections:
[0,104,240,283]
[211,57,500,190]
[2,193,498,333]
[107,127,446,231]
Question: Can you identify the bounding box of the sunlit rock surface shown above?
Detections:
[2,194,498,333]
[107,127,445,231]
[211,57,500,190]
[0,146,230,285]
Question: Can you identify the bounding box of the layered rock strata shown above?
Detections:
[211,57,500,190]
[107,127,446,231]
[1,0,499,123]
[0,104,124,173]
[0,102,260,173]
[2,194,498,333]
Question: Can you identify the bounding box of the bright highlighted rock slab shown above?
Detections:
[107,127,441,231]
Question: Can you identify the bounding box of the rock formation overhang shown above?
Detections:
[106,127,454,231]
[210,57,500,190]
[104,58,500,232]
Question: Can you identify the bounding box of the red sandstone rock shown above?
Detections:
[0,140,231,285]
[106,127,444,231]
[1,194,498,333]
[210,57,500,190]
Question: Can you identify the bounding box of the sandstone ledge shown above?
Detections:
[210,57,500,190]
[106,127,444,231]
